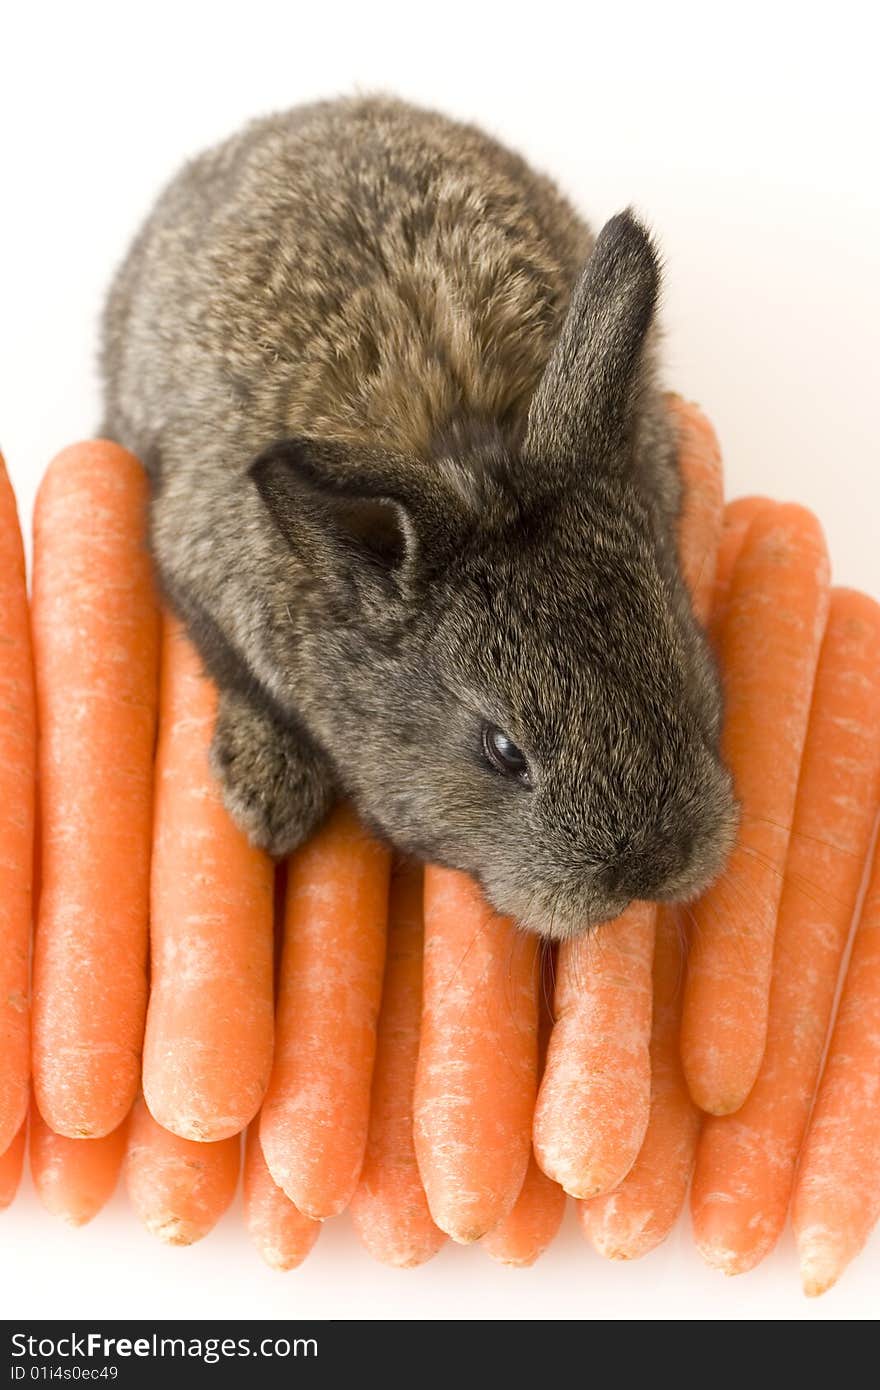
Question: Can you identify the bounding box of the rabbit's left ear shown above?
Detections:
[523,209,660,472]
[250,438,426,590]
[249,436,489,605]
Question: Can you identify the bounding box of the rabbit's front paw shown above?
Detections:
[210,692,335,857]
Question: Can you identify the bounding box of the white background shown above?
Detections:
[2,0,878,1321]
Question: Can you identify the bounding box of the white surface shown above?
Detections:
[2,0,878,1322]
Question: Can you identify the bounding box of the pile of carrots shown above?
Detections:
[1,397,878,1298]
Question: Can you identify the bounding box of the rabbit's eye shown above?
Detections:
[481,723,532,786]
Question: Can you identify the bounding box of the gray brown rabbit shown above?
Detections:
[100,94,736,939]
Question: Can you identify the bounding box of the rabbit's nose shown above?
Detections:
[602,831,695,902]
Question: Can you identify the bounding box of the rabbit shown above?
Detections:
[100,94,737,940]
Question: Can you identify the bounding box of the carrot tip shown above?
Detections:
[485,1251,540,1268]
[685,1081,750,1118]
[37,1120,112,1141]
[562,1178,612,1202]
[145,1217,207,1247]
[147,1112,248,1144]
[371,1247,442,1269]
[705,1100,747,1119]
[58,1211,96,1230]
[299,1202,340,1222]
[255,1246,311,1273]
[589,1230,652,1262]
[351,1227,444,1267]
[696,1238,753,1277]
[441,1221,494,1245]
[799,1244,842,1298]
[801,1269,837,1298]
[33,1094,128,1141]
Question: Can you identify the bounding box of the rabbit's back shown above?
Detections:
[102,95,593,469]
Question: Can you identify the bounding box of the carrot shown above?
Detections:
[666,395,724,623]
[691,589,880,1273]
[0,452,35,1154]
[125,1096,239,1245]
[31,442,158,1138]
[482,962,565,1266]
[483,1150,566,1267]
[708,496,775,642]
[534,903,656,1198]
[580,905,700,1259]
[30,1102,127,1226]
[681,503,830,1115]
[792,820,880,1296]
[414,867,539,1242]
[350,858,446,1267]
[260,803,390,1219]
[0,1122,26,1210]
[243,1124,320,1271]
[142,617,274,1141]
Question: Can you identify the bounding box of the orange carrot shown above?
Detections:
[414,867,539,1242]
[125,1096,239,1245]
[350,859,446,1267]
[142,617,274,1141]
[667,395,724,624]
[243,1124,320,1271]
[708,496,775,642]
[692,589,880,1273]
[482,962,565,1266]
[580,905,700,1259]
[30,1103,127,1226]
[0,452,35,1154]
[534,903,656,1198]
[681,503,830,1115]
[792,822,880,1296]
[31,442,159,1138]
[260,803,390,1219]
[483,1151,566,1267]
[0,1122,26,1209]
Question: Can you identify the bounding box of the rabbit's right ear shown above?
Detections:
[523,209,660,474]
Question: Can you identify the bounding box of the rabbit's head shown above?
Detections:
[252,212,737,938]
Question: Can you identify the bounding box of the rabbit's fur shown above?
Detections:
[101,95,736,938]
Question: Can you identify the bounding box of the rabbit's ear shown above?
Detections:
[524,210,660,472]
[250,437,438,598]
